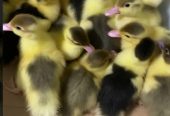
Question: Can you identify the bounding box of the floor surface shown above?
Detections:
[3,59,29,116]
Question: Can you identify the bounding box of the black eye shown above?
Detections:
[15,26,22,30]
[164,48,170,55]
[125,34,130,38]
[124,2,130,7]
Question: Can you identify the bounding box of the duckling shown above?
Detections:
[50,15,94,61]
[3,0,61,65]
[4,14,65,116]
[97,21,155,51]
[141,39,170,116]
[98,32,156,116]
[3,1,51,65]
[106,0,162,29]
[108,21,170,42]
[61,49,115,116]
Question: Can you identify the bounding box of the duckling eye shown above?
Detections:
[124,2,131,7]
[125,34,130,38]
[15,26,22,30]
[164,48,170,55]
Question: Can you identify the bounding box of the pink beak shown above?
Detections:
[3,23,12,31]
[84,44,95,53]
[108,30,120,38]
[105,7,120,16]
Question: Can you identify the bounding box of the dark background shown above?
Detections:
[1,0,3,115]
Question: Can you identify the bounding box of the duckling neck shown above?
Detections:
[61,39,83,60]
[19,32,56,57]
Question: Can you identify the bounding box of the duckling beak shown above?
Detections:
[105,7,120,16]
[3,23,12,31]
[108,30,120,38]
[84,44,95,53]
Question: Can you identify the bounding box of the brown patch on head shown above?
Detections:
[143,5,155,11]
[10,14,36,30]
[69,26,90,46]
[87,50,114,68]
[120,22,145,36]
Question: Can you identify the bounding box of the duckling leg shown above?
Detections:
[4,75,22,94]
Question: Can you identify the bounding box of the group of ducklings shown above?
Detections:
[3,0,170,116]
